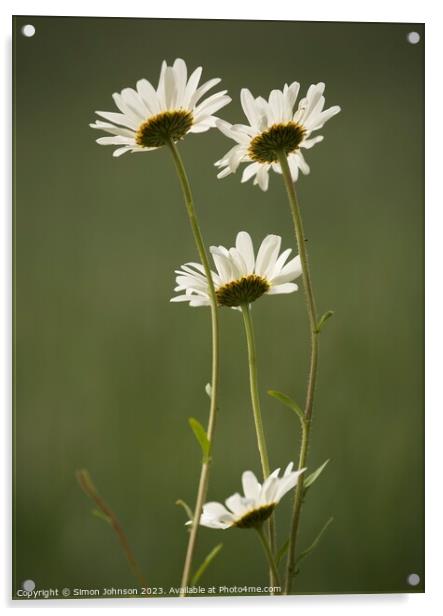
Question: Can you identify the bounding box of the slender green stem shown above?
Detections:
[240,303,277,586]
[166,139,220,597]
[255,525,281,591]
[240,304,271,477]
[277,151,320,594]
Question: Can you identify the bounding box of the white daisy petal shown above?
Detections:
[241,162,260,183]
[94,110,139,131]
[235,231,255,273]
[270,255,302,286]
[267,282,299,295]
[197,463,304,530]
[172,232,299,309]
[91,60,230,156]
[215,80,339,188]
[255,235,281,277]
[242,471,261,501]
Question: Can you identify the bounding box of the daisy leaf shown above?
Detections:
[91,508,112,524]
[276,538,290,566]
[191,543,223,585]
[315,310,334,333]
[175,499,194,522]
[188,417,211,463]
[267,389,305,428]
[303,459,330,489]
[295,517,334,568]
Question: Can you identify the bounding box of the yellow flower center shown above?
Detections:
[216,275,270,307]
[248,122,306,163]
[135,110,194,148]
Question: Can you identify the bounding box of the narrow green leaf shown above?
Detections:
[191,543,223,585]
[91,508,112,525]
[176,499,194,522]
[304,459,330,489]
[316,310,334,333]
[267,390,305,427]
[276,538,290,566]
[188,417,210,462]
[295,517,334,567]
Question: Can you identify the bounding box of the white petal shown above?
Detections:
[267,282,299,295]
[255,235,281,277]
[241,162,260,183]
[172,58,188,106]
[112,146,133,157]
[271,248,292,277]
[240,88,263,129]
[182,66,202,108]
[241,470,261,502]
[300,135,324,149]
[136,78,161,115]
[225,492,247,515]
[210,247,233,282]
[190,77,222,108]
[90,121,135,138]
[96,135,134,145]
[121,87,149,118]
[236,231,255,273]
[112,92,144,125]
[270,255,302,285]
[94,110,139,131]
[255,165,270,191]
[274,468,306,502]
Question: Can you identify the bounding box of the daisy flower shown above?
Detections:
[215,82,340,190]
[196,463,306,530]
[90,58,231,157]
[171,231,302,308]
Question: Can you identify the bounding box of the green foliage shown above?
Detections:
[276,538,290,566]
[191,544,223,585]
[315,310,334,333]
[304,459,330,490]
[188,417,211,463]
[91,508,112,525]
[176,499,194,523]
[267,389,305,428]
[295,517,334,569]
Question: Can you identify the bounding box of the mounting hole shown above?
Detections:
[22,579,36,592]
[21,24,36,38]
[407,31,420,45]
[407,573,420,586]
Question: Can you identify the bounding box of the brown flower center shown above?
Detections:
[135,109,194,148]
[248,122,306,163]
[216,275,270,307]
[234,504,275,529]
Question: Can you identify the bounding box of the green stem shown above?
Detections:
[255,525,281,592]
[240,304,271,477]
[166,139,220,597]
[277,151,319,594]
[240,303,276,585]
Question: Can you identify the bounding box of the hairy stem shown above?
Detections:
[166,139,220,597]
[277,152,319,594]
[240,303,277,587]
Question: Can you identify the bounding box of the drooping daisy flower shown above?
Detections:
[215,82,340,190]
[196,463,306,530]
[171,231,302,308]
[90,58,231,157]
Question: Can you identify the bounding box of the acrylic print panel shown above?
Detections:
[13,16,424,600]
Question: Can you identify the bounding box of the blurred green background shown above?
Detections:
[13,17,424,597]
